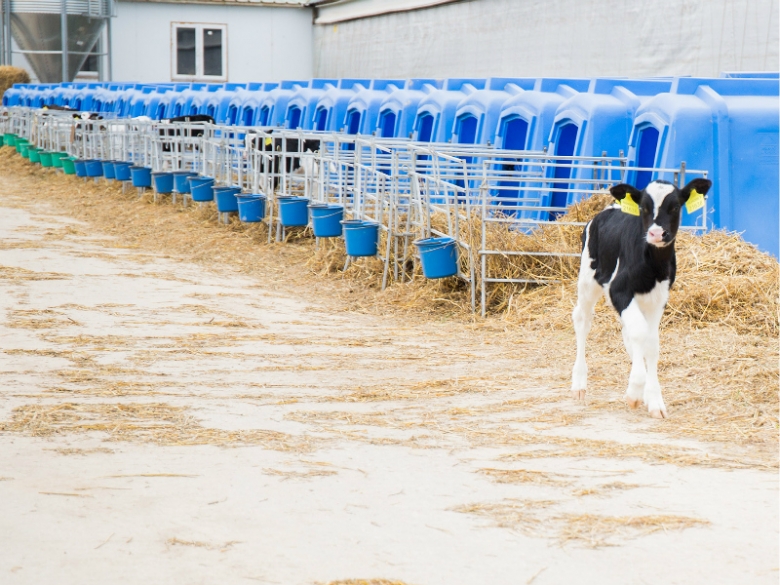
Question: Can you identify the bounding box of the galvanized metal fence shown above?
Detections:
[1,106,710,315]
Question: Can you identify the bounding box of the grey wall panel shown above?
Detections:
[313,0,779,78]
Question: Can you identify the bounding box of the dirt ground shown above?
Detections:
[0,156,777,585]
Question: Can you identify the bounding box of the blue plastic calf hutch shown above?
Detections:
[225,90,249,126]
[343,220,379,256]
[190,85,221,119]
[309,203,344,237]
[229,83,278,126]
[376,79,443,138]
[311,79,370,132]
[492,78,591,220]
[128,86,158,118]
[415,236,459,279]
[2,84,25,106]
[628,76,780,256]
[144,87,173,119]
[721,72,779,79]
[543,78,673,214]
[198,83,243,123]
[495,78,590,151]
[237,194,267,222]
[256,81,310,127]
[343,79,405,135]
[412,78,486,142]
[153,172,174,194]
[451,78,535,145]
[189,176,215,202]
[285,79,338,129]
[278,196,310,226]
[171,85,208,118]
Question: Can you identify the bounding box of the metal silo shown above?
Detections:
[1,0,114,82]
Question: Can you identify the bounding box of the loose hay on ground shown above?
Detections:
[454,499,708,547]
[0,402,316,451]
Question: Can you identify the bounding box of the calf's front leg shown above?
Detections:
[571,278,601,400]
[640,296,668,419]
[620,300,648,409]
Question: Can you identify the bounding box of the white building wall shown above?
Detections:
[313,0,780,79]
[112,1,313,82]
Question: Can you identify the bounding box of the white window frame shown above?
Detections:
[171,22,228,82]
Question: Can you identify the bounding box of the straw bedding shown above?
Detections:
[1,148,773,334]
[452,499,709,547]
[320,581,412,585]
[0,66,30,100]
[0,149,777,462]
[0,402,317,451]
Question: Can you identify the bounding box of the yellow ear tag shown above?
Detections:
[620,197,640,216]
[264,137,272,146]
[685,188,705,214]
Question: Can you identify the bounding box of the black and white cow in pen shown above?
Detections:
[571,178,711,418]
[156,114,214,169]
[247,130,321,193]
[159,114,214,149]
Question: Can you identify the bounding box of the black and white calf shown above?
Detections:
[571,178,711,418]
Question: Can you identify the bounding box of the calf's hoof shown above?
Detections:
[649,409,667,419]
[624,396,642,409]
[571,389,586,401]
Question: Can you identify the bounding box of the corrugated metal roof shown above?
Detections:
[312,0,457,24]
[12,0,113,15]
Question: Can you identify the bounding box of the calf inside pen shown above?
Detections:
[247,130,321,193]
[157,115,214,170]
[571,178,712,418]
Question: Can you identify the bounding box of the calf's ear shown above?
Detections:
[609,183,641,204]
[680,178,712,202]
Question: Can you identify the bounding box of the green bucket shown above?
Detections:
[39,151,53,167]
[51,152,67,168]
[20,144,30,158]
[15,139,28,153]
[4,134,15,147]
[62,157,77,175]
[28,147,41,163]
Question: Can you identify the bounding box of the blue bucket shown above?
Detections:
[86,159,103,177]
[102,161,116,180]
[74,159,88,177]
[343,220,379,257]
[114,161,132,181]
[174,171,197,193]
[415,236,459,279]
[278,196,310,227]
[130,166,152,188]
[309,204,344,237]
[214,186,241,213]
[153,172,174,194]
[237,194,266,222]
[189,176,215,202]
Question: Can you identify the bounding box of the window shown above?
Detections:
[172,23,227,81]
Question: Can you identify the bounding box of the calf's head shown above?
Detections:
[610,179,712,247]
